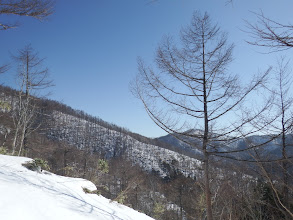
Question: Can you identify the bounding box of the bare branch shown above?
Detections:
[0,0,54,30]
[246,11,293,52]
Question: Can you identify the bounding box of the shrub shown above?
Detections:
[153,202,165,219]
[82,187,92,193]
[115,192,127,205]
[82,187,100,195]
[63,166,74,176]
[0,101,11,112]
[0,146,7,155]
[98,159,109,174]
[22,158,50,172]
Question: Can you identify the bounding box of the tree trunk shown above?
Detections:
[202,30,213,220]
[18,122,26,156]
[11,126,19,155]
[280,83,289,213]
[204,148,213,220]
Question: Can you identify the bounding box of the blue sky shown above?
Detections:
[1,0,293,137]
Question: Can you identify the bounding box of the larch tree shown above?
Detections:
[268,59,292,211]
[248,58,293,219]
[246,10,293,218]
[11,45,53,156]
[132,11,270,220]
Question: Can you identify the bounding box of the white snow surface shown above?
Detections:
[0,155,154,220]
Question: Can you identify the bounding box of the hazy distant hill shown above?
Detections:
[156,129,293,161]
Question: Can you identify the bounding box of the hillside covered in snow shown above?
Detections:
[0,154,154,220]
[47,111,203,179]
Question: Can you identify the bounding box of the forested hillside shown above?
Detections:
[1,84,292,219]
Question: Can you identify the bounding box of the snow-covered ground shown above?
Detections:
[0,155,154,220]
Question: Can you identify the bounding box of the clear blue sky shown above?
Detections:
[1,0,293,137]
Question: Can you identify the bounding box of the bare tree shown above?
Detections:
[0,0,54,30]
[271,59,292,210]
[11,45,53,156]
[243,9,293,218]
[132,11,270,220]
[247,58,293,218]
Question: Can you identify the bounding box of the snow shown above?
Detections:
[0,155,154,220]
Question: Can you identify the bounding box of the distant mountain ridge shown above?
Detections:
[156,129,293,161]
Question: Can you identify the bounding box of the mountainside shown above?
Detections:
[2,84,292,179]
[0,154,154,220]
[0,85,206,218]
[46,111,202,179]
[1,85,292,219]
[2,84,292,176]
[0,85,202,179]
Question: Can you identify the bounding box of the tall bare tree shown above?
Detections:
[132,11,270,220]
[11,45,53,156]
[247,58,293,219]
[271,59,292,210]
[246,9,293,217]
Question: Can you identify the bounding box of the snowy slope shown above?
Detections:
[48,111,202,179]
[0,155,154,220]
